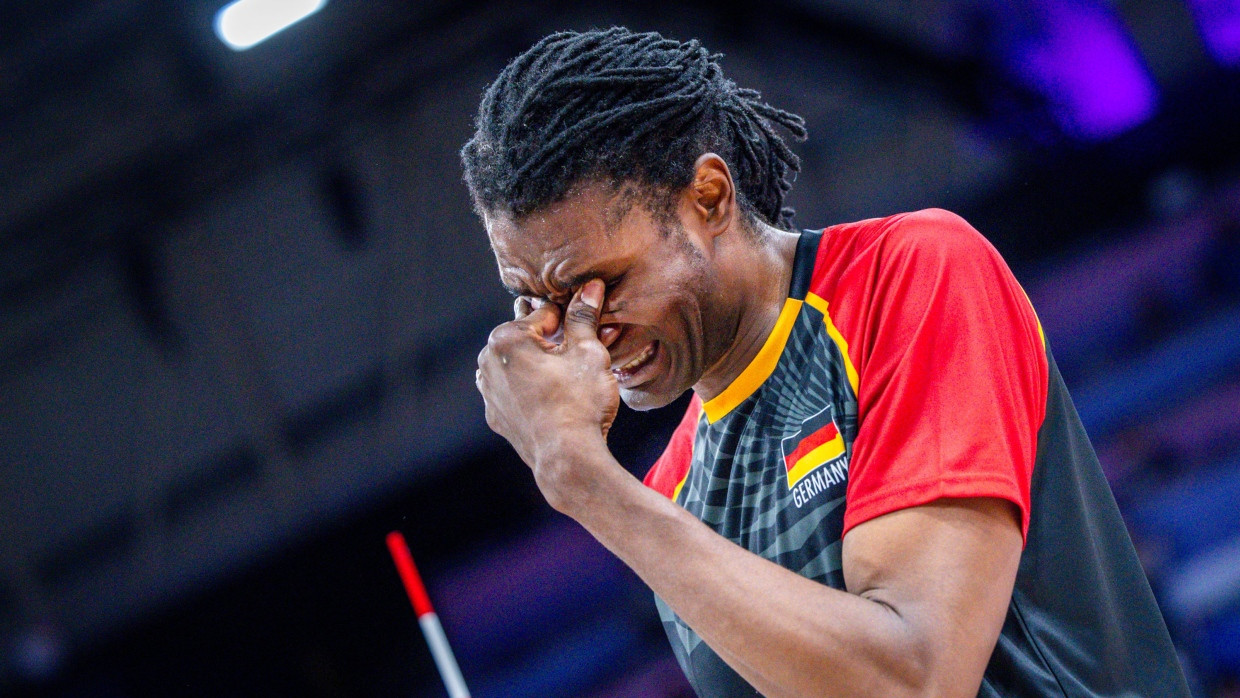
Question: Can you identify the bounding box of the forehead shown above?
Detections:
[486,184,650,292]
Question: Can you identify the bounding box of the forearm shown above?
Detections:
[556,444,941,698]
[479,283,1012,696]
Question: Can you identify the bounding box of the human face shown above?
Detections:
[486,184,732,411]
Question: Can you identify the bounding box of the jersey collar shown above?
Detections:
[700,230,822,423]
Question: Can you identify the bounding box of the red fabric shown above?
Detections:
[644,393,703,499]
[811,209,1048,543]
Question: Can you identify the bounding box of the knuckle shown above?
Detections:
[567,306,597,326]
[581,342,608,363]
[486,325,504,345]
[487,322,518,347]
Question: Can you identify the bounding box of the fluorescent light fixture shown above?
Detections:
[214,0,327,51]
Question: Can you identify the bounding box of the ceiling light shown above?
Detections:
[214,0,327,51]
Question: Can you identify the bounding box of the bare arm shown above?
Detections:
[557,440,1021,697]
[477,281,1022,697]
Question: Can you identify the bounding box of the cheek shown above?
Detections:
[612,279,702,335]
[612,247,712,348]
[632,281,711,376]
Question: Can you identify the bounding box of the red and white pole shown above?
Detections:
[385,530,471,698]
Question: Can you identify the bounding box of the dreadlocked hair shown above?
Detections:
[461,27,808,230]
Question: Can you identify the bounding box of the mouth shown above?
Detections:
[611,340,660,387]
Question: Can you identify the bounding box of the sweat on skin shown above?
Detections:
[473,157,1024,697]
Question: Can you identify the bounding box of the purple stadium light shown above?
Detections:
[1003,0,1157,140]
[1186,0,1240,65]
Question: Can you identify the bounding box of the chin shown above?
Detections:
[619,385,685,411]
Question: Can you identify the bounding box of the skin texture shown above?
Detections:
[474,155,1024,696]
[484,158,797,411]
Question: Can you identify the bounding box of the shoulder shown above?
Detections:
[808,209,1001,293]
[810,208,997,299]
[836,208,991,259]
[880,208,995,258]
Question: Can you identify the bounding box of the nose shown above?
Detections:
[598,324,621,348]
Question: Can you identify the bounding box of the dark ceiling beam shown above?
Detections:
[760,0,988,111]
[0,0,531,311]
[0,0,157,123]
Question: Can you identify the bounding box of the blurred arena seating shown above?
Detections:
[5,0,1240,695]
[1027,178,1240,690]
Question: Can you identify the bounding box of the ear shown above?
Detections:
[685,153,735,238]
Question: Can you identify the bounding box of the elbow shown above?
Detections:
[774,632,980,698]
[881,651,983,698]
[846,613,974,698]
[880,638,943,698]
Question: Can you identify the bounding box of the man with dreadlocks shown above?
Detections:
[468,28,1188,697]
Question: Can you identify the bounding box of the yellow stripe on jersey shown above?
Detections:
[805,292,859,396]
[702,298,803,423]
[671,469,689,503]
[786,432,846,487]
[1017,286,1048,349]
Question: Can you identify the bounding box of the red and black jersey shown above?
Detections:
[644,209,1189,696]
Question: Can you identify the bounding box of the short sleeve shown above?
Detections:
[837,209,1048,543]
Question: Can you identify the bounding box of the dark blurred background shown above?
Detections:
[3,0,1240,696]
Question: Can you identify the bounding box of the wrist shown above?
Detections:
[532,431,621,517]
[533,425,605,465]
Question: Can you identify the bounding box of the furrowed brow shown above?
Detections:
[561,269,608,290]
[501,269,606,301]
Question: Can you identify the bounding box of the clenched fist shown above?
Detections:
[475,279,621,511]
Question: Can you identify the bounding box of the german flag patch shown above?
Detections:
[780,406,847,491]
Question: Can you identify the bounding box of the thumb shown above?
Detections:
[563,278,604,345]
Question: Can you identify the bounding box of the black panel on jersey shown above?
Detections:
[788,229,821,300]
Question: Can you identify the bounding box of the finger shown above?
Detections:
[518,301,562,339]
[563,278,604,345]
[513,296,532,320]
[513,295,548,320]
[598,325,620,347]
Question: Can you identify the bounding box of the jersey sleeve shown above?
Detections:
[644,393,703,500]
[836,209,1048,543]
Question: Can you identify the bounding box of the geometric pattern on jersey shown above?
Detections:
[649,215,1190,697]
[654,230,861,694]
